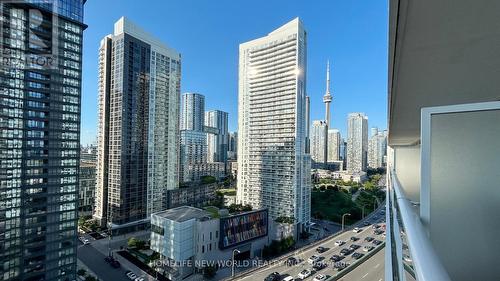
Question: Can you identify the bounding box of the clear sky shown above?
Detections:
[80,0,388,145]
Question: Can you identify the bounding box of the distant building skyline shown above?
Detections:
[368,127,387,169]
[311,120,328,164]
[79,1,389,145]
[347,112,368,173]
[328,129,342,163]
[205,110,229,164]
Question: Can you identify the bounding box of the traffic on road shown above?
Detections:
[238,206,386,281]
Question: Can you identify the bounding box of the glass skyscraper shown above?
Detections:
[0,0,86,280]
[93,17,181,231]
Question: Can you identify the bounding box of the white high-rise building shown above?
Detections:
[205,110,229,163]
[346,113,368,173]
[94,17,181,227]
[368,128,387,169]
[311,120,328,164]
[237,18,311,235]
[328,129,341,162]
[181,93,205,131]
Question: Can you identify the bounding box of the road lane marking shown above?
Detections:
[362,273,369,278]
[374,263,380,268]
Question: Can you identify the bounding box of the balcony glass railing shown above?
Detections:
[386,169,451,281]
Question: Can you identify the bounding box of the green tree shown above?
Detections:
[127,237,139,248]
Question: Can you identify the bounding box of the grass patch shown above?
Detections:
[203,206,220,218]
[217,188,236,196]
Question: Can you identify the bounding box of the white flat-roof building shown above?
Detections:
[151,207,269,280]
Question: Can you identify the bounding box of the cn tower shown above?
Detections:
[323,60,332,127]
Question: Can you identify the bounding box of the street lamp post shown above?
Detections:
[361,206,365,219]
[107,211,113,258]
[231,249,241,277]
[342,213,351,231]
[107,221,112,257]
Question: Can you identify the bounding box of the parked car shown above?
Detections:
[352,252,365,260]
[286,256,299,266]
[334,240,345,246]
[365,237,374,242]
[316,246,327,253]
[330,255,344,262]
[363,246,374,252]
[298,269,313,279]
[126,272,137,280]
[372,224,380,229]
[313,262,327,271]
[372,240,383,245]
[308,255,321,264]
[340,248,353,256]
[281,274,294,281]
[349,244,361,250]
[313,274,327,281]
[352,227,362,233]
[110,260,120,268]
[134,278,144,281]
[264,272,280,281]
[350,236,359,242]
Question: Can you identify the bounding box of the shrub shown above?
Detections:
[203,265,218,278]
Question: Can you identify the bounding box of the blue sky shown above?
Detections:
[80,0,388,145]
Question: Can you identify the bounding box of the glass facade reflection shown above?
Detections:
[0,1,86,280]
[27,0,85,23]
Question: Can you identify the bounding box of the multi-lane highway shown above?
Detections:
[338,248,384,281]
[236,207,386,281]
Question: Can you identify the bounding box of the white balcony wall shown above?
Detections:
[392,145,420,202]
[421,103,500,281]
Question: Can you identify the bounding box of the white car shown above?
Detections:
[298,269,313,279]
[334,240,345,246]
[282,276,294,281]
[352,227,362,233]
[135,277,145,281]
[313,274,327,281]
[363,246,374,252]
[307,255,320,264]
[126,272,137,280]
[403,255,412,262]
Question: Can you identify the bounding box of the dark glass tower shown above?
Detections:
[0,1,86,280]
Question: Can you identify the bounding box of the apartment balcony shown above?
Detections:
[386,1,500,280]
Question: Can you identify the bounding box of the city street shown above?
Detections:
[234,206,386,281]
[78,244,130,281]
[78,230,155,281]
